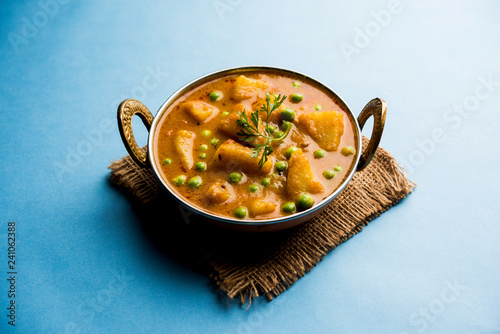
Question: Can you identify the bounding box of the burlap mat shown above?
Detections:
[108,137,415,305]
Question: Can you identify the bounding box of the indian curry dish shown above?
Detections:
[153,71,358,220]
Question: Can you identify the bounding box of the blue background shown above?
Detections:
[1,0,500,333]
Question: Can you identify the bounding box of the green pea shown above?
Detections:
[323,170,335,179]
[281,108,296,121]
[266,124,276,134]
[291,94,303,103]
[201,130,211,137]
[285,147,299,159]
[292,81,301,87]
[314,105,323,111]
[275,161,288,172]
[274,130,285,139]
[172,175,186,186]
[249,184,260,192]
[210,138,219,148]
[334,165,342,172]
[209,91,222,101]
[163,158,172,165]
[296,193,314,209]
[235,207,247,218]
[199,152,206,159]
[229,172,243,183]
[188,176,202,188]
[221,111,230,117]
[281,120,293,131]
[195,162,207,171]
[199,144,208,151]
[314,149,326,159]
[261,177,271,186]
[341,146,356,156]
[281,202,296,213]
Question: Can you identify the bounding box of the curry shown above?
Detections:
[153,71,358,220]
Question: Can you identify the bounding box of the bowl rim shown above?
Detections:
[147,65,363,226]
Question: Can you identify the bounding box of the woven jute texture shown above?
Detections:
[108,137,415,305]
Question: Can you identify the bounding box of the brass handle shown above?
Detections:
[117,99,154,168]
[356,98,387,171]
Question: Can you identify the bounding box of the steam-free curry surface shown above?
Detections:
[153,71,357,220]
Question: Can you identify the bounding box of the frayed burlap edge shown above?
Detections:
[109,149,161,205]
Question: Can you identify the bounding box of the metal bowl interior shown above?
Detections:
[147,66,362,232]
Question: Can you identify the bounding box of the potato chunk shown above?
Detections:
[218,104,247,137]
[218,106,266,146]
[205,182,233,204]
[174,130,195,171]
[181,100,219,123]
[209,139,272,174]
[298,110,344,151]
[286,149,325,200]
[232,75,271,101]
[248,200,277,217]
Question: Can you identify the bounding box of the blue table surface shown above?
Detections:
[1,0,500,333]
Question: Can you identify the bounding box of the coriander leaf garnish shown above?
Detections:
[236,93,292,169]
